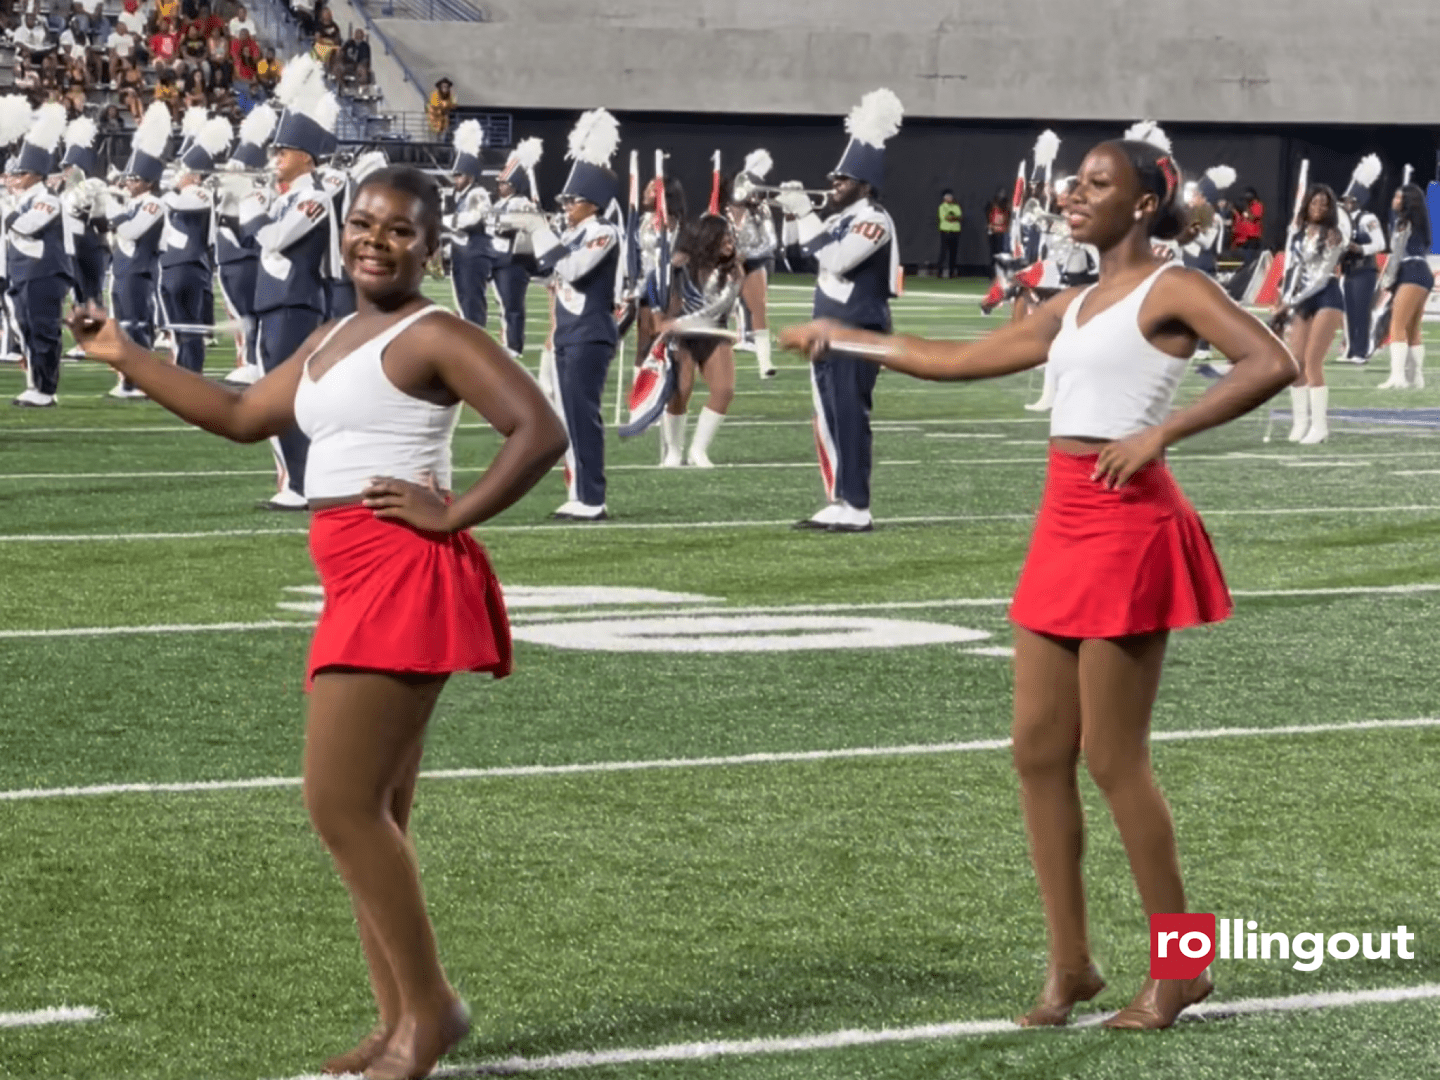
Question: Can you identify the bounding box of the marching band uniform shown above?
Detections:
[317,163,355,319]
[59,117,109,309]
[1338,155,1383,364]
[0,97,33,365]
[787,89,904,532]
[216,104,278,386]
[106,102,171,400]
[161,118,232,374]
[529,109,621,521]
[251,57,340,508]
[1182,165,1235,374]
[490,139,543,357]
[447,119,497,328]
[7,104,74,408]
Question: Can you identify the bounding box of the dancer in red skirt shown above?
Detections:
[68,166,567,1079]
[782,138,1297,1030]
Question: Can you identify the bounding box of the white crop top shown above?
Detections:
[1047,264,1191,440]
[293,305,461,499]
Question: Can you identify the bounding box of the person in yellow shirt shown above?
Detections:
[156,0,180,25]
[937,188,962,278]
[427,77,455,135]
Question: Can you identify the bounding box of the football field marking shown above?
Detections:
[272,982,1440,1077]
[4,716,1436,802]
[0,1006,102,1029]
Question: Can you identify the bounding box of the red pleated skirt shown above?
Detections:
[1009,447,1233,638]
[305,505,513,690]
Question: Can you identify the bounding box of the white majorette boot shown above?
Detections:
[1409,344,1425,389]
[1299,385,1329,444]
[1378,342,1408,389]
[755,328,776,378]
[1286,385,1311,442]
[660,411,686,468]
[686,407,724,468]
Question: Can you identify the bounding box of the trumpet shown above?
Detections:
[732,173,828,209]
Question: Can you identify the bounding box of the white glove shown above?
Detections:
[775,181,814,219]
[498,210,546,234]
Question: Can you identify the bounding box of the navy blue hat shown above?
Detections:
[10,141,54,176]
[232,140,268,169]
[7,102,66,176]
[124,101,173,184]
[1343,154,1382,208]
[452,119,484,181]
[180,116,234,173]
[560,160,617,207]
[829,89,904,196]
[273,109,337,162]
[60,116,101,179]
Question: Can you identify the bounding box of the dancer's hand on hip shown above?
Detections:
[1091,427,1166,489]
[362,473,454,532]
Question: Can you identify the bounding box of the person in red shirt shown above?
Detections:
[187,2,226,39]
[230,26,260,82]
[1230,188,1263,249]
[150,18,180,63]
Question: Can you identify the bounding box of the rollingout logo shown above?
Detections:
[1150,914,1416,978]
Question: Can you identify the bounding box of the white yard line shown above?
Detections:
[4,504,1440,543]
[0,1006,102,1029]
[0,621,312,640]
[5,717,1436,803]
[272,981,1440,1077]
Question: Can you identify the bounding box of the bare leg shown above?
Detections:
[1076,633,1212,1029]
[698,344,735,415]
[1286,317,1312,387]
[1303,308,1342,386]
[1393,282,1426,346]
[303,671,469,1078]
[1011,627,1104,1025]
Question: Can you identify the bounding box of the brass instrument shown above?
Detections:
[731,172,827,209]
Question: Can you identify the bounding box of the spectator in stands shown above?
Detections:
[339,27,370,89]
[67,1,91,38]
[196,2,226,36]
[118,0,147,38]
[180,20,207,67]
[89,3,111,45]
[229,4,255,39]
[428,77,455,135]
[289,0,318,36]
[184,66,208,107]
[232,26,260,83]
[206,25,231,87]
[100,103,126,133]
[109,18,138,70]
[118,57,147,120]
[154,67,180,117]
[156,0,181,27]
[1231,187,1263,251]
[45,4,68,37]
[985,188,1011,273]
[14,12,51,65]
[312,5,341,73]
[150,18,180,63]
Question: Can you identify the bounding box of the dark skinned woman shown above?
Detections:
[782,140,1296,1031]
[68,166,568,1079]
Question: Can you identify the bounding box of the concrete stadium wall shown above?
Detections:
[378,0,1436,124]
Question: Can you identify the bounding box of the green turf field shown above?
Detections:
[1,275,1438,1080]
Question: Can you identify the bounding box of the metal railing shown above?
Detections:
[363,110,510,145]
[362,0,488,21]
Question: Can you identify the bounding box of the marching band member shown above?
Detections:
[59,116,109,310]
[1337,154,1383,365]
[161,116,231,374]
[1181,165,1235,375]
[105,102,169,400]
[0,96,33,365]
[1272,183,1347,443]
[728,149,779,378]
[489,137,543,358]
[656,213,743,468]
[216,103,277,386]
[7,103,73,408]
[1377,179,1431,390]
[250,55,340,509]
[783,88,904,533]
[447,119,496,328]
[317,156,356,320]
[1022,175,1100,411]
[522,108,622,521]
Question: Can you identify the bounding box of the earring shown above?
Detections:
[1134,210,1143,220]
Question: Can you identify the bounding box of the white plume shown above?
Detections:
[274,53,324,109]
[1351,153,1382,190]
[1032,129,1060,170]
[350,150,388,182]
[566,108,620,167]
[1123,120,1172,153]
[844,88,903,149]
[1402,163,1413,187]
[312,91,339,134]
[1204,165,1236,192]
[64,115,98,151]
[195,116,233,157]
[0,96,32,146]
[453,119,483,157]
[181,106,208,139]
[743,149,773,180]
[238,103,277,147]
[25,102,68,153]
[133,101,173,158]
[511,136,543,170]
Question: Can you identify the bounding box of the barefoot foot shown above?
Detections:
[1102,968,1214,1030]
[1016,963,1106,1027]
[364,998,470,1080]
[323,1022,393,1075]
